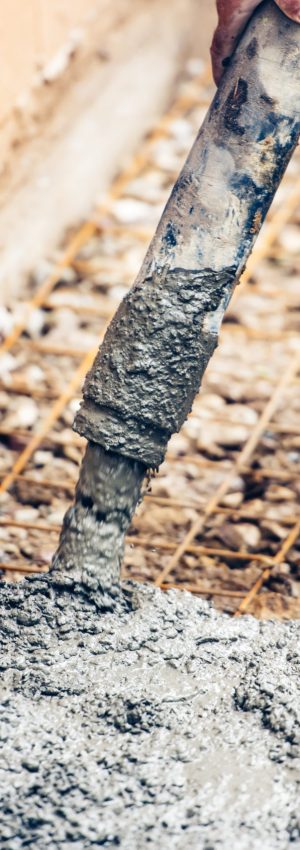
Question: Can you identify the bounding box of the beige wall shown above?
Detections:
[0,0,216,296]
[0,0,105,173]
[1,0,97,115]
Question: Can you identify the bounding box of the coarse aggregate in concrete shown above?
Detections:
[0,576,299,849]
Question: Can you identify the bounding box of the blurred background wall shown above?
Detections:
[0,0,216,296]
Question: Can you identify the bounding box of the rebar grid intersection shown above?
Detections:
[0,65,300,617]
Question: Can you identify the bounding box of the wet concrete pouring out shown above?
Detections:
[1,456,300,848]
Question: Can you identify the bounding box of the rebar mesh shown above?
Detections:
[1,64,300,617]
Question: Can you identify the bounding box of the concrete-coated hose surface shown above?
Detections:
[74,1,300,468]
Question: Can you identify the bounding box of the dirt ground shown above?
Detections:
[0,62,300,618]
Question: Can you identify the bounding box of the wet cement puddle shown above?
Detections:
[0,576,299,848]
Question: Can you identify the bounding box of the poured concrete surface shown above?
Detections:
[0,577,299,848]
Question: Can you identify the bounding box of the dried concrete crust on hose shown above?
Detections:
[52,0,300,596]
[75,1,300,468]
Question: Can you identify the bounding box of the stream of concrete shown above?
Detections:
[51,442,145,605]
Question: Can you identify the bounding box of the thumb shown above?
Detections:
[210,0,258,85]
[276,0,300,21]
